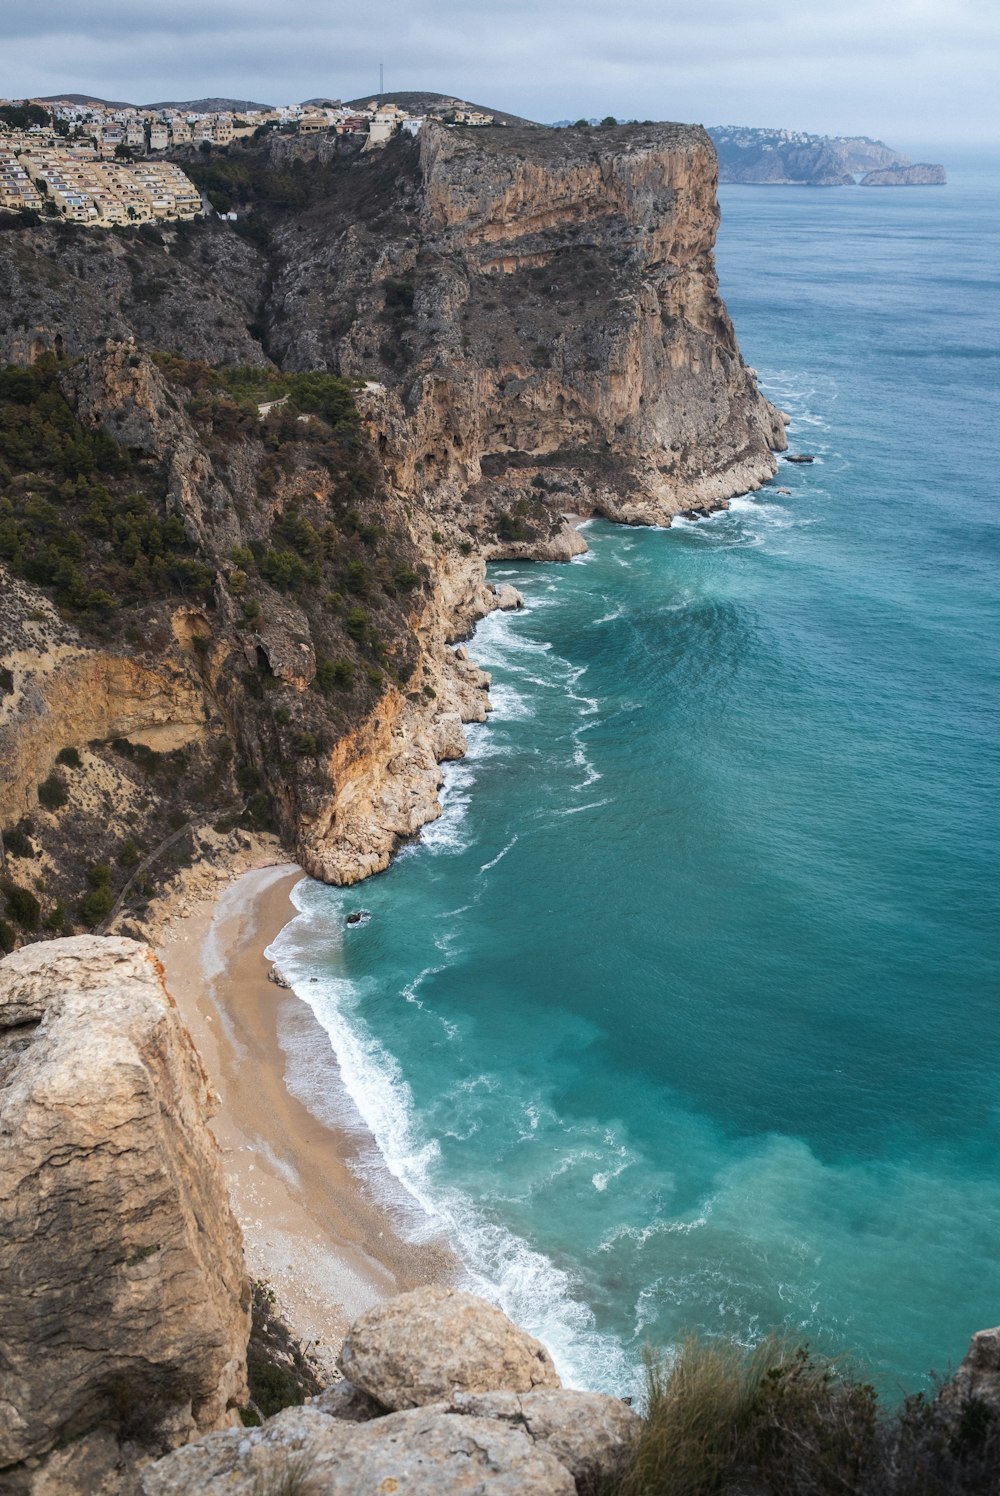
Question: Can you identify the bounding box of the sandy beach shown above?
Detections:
[157,861,455,1374]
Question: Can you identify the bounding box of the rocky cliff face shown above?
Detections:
[262,122,785,528]
[0,121,785,908]
[0,936,251,1483]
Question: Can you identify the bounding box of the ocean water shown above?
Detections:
[270,165,1000,1400]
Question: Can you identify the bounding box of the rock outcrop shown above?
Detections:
[264,122,786,527]
[939,1324,1000,1417]
[859,163,947,186]
[142,1289,640,1495]
[0,936,251,1475]
[338,1285,562,1409]
[142,1405,578,1496]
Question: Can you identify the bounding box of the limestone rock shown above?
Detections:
[249,596,317,690]
[444,1389,642,1493]
[308,1378,385,1423]
[859,163,946,186]
[940,1325,1000,1416]
[338,1285,562,1410]
[0,936,251,1469]
[141,1404,575,1495]
[494,583,525,611]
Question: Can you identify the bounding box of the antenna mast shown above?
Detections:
[379,62,384,96]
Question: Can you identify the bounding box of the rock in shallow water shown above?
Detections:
[338,1284,562,1410]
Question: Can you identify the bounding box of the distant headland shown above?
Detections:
[708,125,946,185]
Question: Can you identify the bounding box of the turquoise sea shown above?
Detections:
[270,164,1000,1399]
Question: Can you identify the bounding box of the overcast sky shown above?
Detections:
[2,0,997,152]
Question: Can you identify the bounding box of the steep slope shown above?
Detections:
[0,120,785,915]
[262,122,786,526]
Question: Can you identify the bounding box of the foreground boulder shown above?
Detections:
[0,936,251,1470]
[441,1390,641,1494]
[144,1291,639,1494]
[306,1383,640,1491]
[142,1404,576,1495]
[338,1285,562,1410]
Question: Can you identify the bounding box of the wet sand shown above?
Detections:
[157,863,455,1372]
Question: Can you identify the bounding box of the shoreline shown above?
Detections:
[156,861,456,1376]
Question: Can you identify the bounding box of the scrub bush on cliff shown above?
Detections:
[0,362,213,620]
[613,1336,1000,1496]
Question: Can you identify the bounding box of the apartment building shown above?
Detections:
[7,134,202,225]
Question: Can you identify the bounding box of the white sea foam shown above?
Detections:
[419,760,476,853]
[266,566,650,1395]
[269,880,640,1397]
[552,797,611,817]
[479,835,519,873]
[572,744,602,790]
[402,963,445,1009]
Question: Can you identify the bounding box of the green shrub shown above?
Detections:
[0,917,14,953]
[3,822,36,859]
[2,881,41,931]
[43,900,67,932]
[37,773,68,810]
[118,839,141,868]
[617,1337,880,1496]
[0,665,13,694]
[295,732,319,757]
[56,745,82,769]
[343,606,369,643]
[79,883,115,926]
[345,559,368,594]
[314,657,354,693]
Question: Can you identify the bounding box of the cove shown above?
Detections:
[270,164,1000,1398]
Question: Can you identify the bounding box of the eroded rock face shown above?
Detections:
[141,1404,576,1496]
[442,1389,641,1493]
[307,123,787,527]
[940,1326,1000,1416]
[0,936,251,1470]
[338,1285,562,1410]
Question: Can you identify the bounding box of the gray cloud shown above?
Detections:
[1,0,997,146]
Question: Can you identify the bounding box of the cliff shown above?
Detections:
[0,936,250,1487]
[0,121,785,912]
[261,122,785,525]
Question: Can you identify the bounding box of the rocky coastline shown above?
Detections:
[0,118,801,1491]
